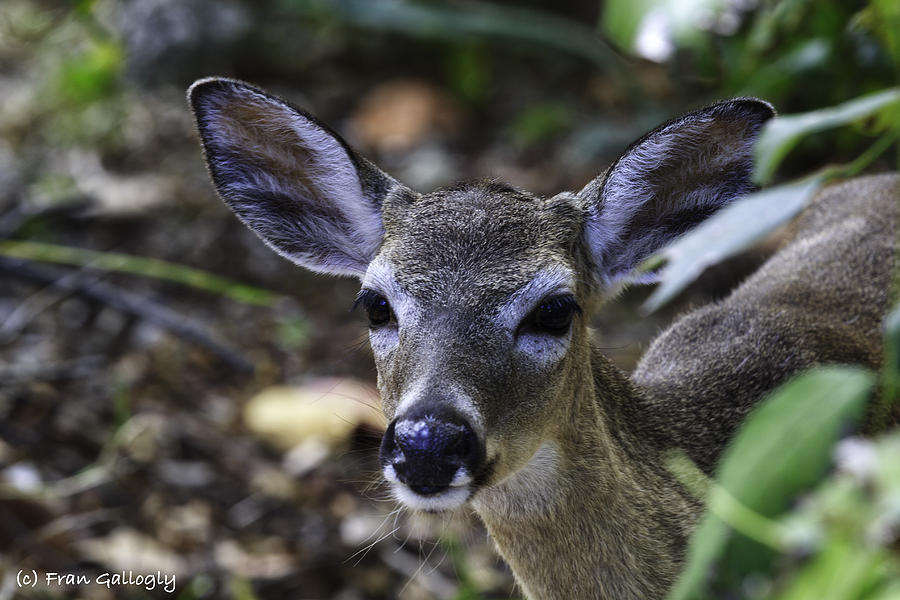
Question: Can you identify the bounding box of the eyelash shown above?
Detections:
[523,295,581,336]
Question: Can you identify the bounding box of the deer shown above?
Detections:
[187,77,898,600]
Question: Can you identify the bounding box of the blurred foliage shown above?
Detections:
[606,0,898,100]
[283,0,628,74]
[3,1,900,599]
[639,0,900,307]
[668,366,876,599]
[668,329,900,599]
[509,103,573,146]
[600,0,900,598]
[605,0,900,167]
[4,1,128,149]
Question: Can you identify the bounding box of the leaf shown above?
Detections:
[641,177,823,314]
[243,378,383,451]
[774,539,889,600]
[668,367,875,600]
[601,0,655,53]
[875,302,900,429]
[754,88,900,185]
[602,0,724,61]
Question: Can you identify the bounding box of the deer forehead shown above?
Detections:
[376,182,585,307]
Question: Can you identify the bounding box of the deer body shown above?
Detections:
[475,174,897,599]
[635,175,896,475]
[188,78,898,599]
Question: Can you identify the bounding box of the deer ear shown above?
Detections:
[579,98,775,287]
[188,77,410,278]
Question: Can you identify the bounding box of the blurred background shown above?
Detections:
[1,1,898,599]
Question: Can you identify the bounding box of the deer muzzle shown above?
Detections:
[380,404,485,510]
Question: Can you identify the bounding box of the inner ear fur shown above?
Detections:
[581,98,775,287]
[188,77,409,277]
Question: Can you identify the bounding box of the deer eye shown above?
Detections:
[354,290,394,328]
[528,295,580,336]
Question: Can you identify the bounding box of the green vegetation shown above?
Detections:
[602,0,900,597]
[665,310,900,600]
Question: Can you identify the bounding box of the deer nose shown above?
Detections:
[380,406,483,497]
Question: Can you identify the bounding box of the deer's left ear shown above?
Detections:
[579,98,775,287]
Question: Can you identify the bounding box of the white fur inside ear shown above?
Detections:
[192,80,385,276]
[585,132,674,280]
[582,100,771,287]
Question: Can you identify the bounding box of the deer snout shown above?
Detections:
[380,406,484,506]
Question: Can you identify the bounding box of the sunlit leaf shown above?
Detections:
[601,0,655,53]
[642,177,823,313]
[754,88,900,185]
[668,367,874,600]
[602,0,724,61]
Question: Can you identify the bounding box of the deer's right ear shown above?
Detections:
[188,77,408,278]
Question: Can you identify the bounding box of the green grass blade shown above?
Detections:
[0,240,280,306]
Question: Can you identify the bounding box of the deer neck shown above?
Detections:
[471,349,699,600]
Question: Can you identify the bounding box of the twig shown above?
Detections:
[0,265,105,344]
[0,257,253,372]
[0,355,105,384]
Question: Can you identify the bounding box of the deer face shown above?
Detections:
[362,182,590,510]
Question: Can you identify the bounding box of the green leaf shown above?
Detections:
[601,0,655,52]
[754,88,900,185]
[876,302,900,430]
[774,539,889,600]
[602,0,724,60]
[668,367,875,600]
[0,240,280,306]
[642,177,823,314]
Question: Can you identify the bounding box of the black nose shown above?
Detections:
[380,405,483,496]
